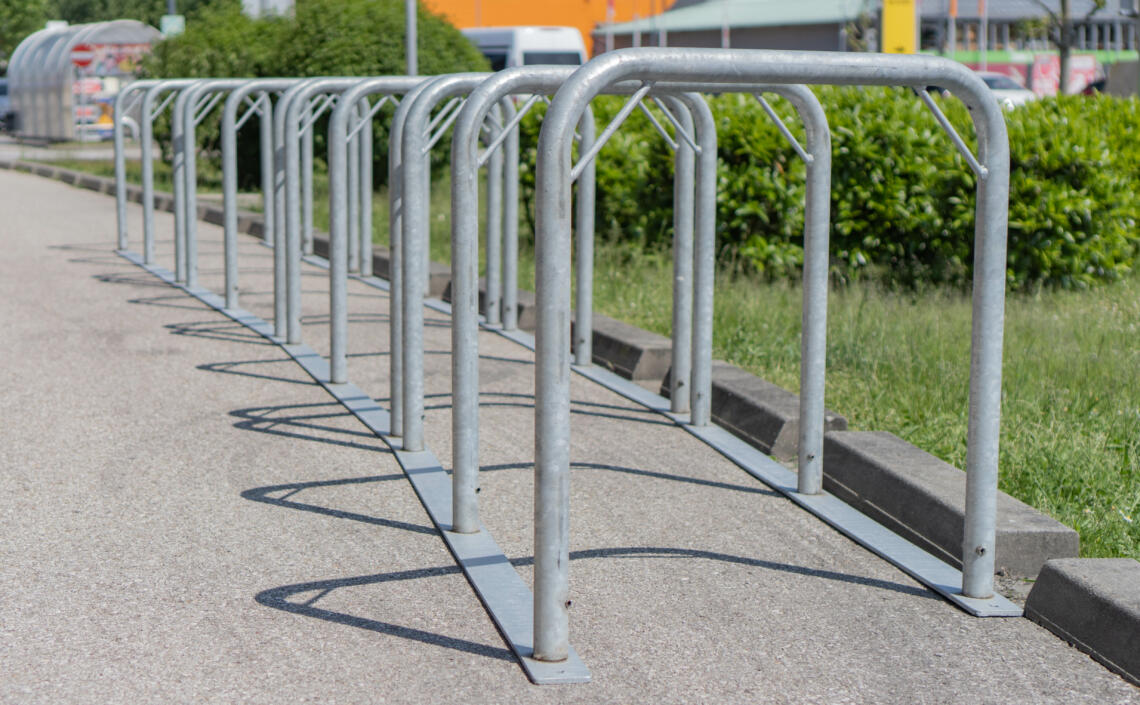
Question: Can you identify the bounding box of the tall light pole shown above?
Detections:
[406,0,418,76]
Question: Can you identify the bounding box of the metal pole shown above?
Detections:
[533,77,575,665]
[303,100,315,256]
[328,76,425,388]
[140,80,194,266]
[285,79,363,346]
[389,81,435,437]
[184,79,246,291]
[450,100,483,533]
[777,86,832,495]
[260,92,275,248]
[483,105,504,326]
[172,83,195,284]
[221,80,299,311]
[448,67,575,536]
[181,83,203,289]
[572,108,597,366]
[501,96,521,331]
[221,87,243,308]
[348,102,361,273]
[663,95,693,414]
[686,92,716,427]
[329,92,351,385]
[406,0,418,76]
[360,98,375,277]
[274,81,313,339]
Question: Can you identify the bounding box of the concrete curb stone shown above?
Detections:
[823,431,1080,577]
[661,360,849,460]
[1026,558,1140,685]
[440,276,538,331]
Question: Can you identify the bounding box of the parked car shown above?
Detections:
[976,71,1037,109]
[461,26,587,71]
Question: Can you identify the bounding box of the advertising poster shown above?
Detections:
[72,43,152,140]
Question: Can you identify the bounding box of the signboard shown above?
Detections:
[160,14,185,37]
[881,0,917,54]
[71,43,95,68]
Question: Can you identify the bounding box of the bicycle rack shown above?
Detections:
[109,49,1019,686]
[531,47,1014,663]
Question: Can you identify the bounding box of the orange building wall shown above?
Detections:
[422,0,674,54]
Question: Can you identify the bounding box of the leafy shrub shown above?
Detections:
[141,0,487,188]
[520,87,1140,290]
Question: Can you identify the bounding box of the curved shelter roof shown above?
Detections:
[8,20,160,140]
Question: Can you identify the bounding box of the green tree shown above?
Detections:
[0,0,53,66]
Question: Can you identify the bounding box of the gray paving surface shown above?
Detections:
[2,168,1138,703]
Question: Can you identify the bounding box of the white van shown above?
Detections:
[460,26,588,71]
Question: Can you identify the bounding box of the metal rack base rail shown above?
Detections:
[532,47,1011,663]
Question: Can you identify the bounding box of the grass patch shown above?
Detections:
[582,242,1139,560]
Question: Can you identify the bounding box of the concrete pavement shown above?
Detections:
[1,168,1137,703]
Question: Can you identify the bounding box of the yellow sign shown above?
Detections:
[881,0,917,54]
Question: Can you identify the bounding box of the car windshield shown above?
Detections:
[481,51,508,71]
[982,75,1023,90]
[523,51,581,66]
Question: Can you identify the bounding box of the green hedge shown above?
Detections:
[521,88,1140,290]
[141,0,487,188]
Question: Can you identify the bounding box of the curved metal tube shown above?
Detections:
[221,78,306,310]
[114,79,159,251]
[448,66,596,534]
[533,47,1010,660]
[181,78,249,290]
[327,76,425,386]
[399,73,491,452]
[171,81,204,284]
[284,77,376,345]
[386,78,434,436]
[272,78,323,339]
[139,79,196,267]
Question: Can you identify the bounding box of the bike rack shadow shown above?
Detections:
[254,565,516,662]
[254,543,934,665]
[242,473,433,536]
[480,461,781,498]
[419,390,673,427]
[166,319,277,346]
[230,401,391,453]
